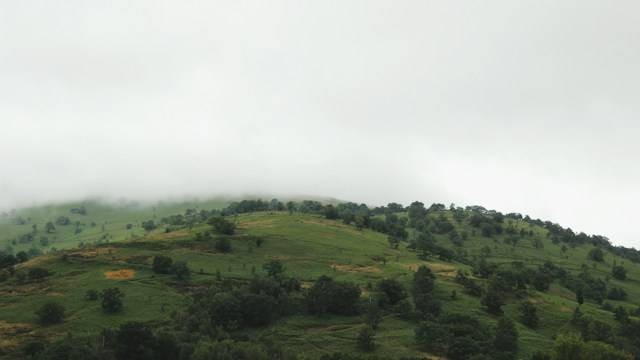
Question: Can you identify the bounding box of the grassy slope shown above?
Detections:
[1,203,639,359]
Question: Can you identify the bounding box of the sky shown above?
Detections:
[1,1,639,246]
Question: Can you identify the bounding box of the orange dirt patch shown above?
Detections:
[104,269,135,280]
[332,263,381,273]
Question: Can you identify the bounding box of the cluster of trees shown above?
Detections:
[25,320,298,360]
[410,264,520,360]
[152,255,191,280]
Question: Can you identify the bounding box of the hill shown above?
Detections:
[0,199,639,359]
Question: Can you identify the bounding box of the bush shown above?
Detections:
[36,302,65,325]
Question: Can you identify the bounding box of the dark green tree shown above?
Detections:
[357,326,375,352]
[263,260,285,278]
[612,265,627,280]
[35,302,65,325]
[152,255,173,274]
[519,301,539,328]
[493,317,518,355]
[101,287,125,313]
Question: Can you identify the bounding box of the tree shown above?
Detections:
[357,326,375,352]
[324,205,339,220]
[36,302,65,325]
[263,260,285,278]
[208,216,236,235]
[588,248,604,262]
[15,251,28,263]
[612,265,627,280]
[45,221,56,233]
[482,278,505,315]
[377,278,407,306]
[576,288,584,305]
[141,220,156,232]
[286,201,296,214]
[113,321,157,360]
[152,255,173,274]
[55,216,71,226]
[307,276,361,316]
[171,261,190,281]
[493,317,518,355]
[413,265,440,319]
[101,287,124,313]
[413,266,435,295]
[364,303,382,330]
[519,301,539,328]
[85,289,99,301]
[214,237,232,253]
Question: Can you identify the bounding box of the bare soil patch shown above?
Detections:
[104,269,135,280]
[332,263,380,273]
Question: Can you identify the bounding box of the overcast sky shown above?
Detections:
[1,1,639,246]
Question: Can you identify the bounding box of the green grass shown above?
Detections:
[1,202,640,359]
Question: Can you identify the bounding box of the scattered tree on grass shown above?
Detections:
[612,265,627,280]
[357,326,376,352]
[519,301,539,328]
[589,248,604,262]
[152,255,173,274]
[141,220,156,232]
[101,288,124,313]
[171,261,190,281]
[45,222,56,233]
[377,278,407,307]
[85,290,99,301]
[493,317,519,358]
[36,302,65,325]
[208,216,236,235]
[263,260,285,278]
[214,237,232,253]
[307,276,361,316]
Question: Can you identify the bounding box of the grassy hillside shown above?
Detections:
[0,200,639,359]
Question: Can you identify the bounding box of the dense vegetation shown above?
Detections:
[0,197,639,359]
